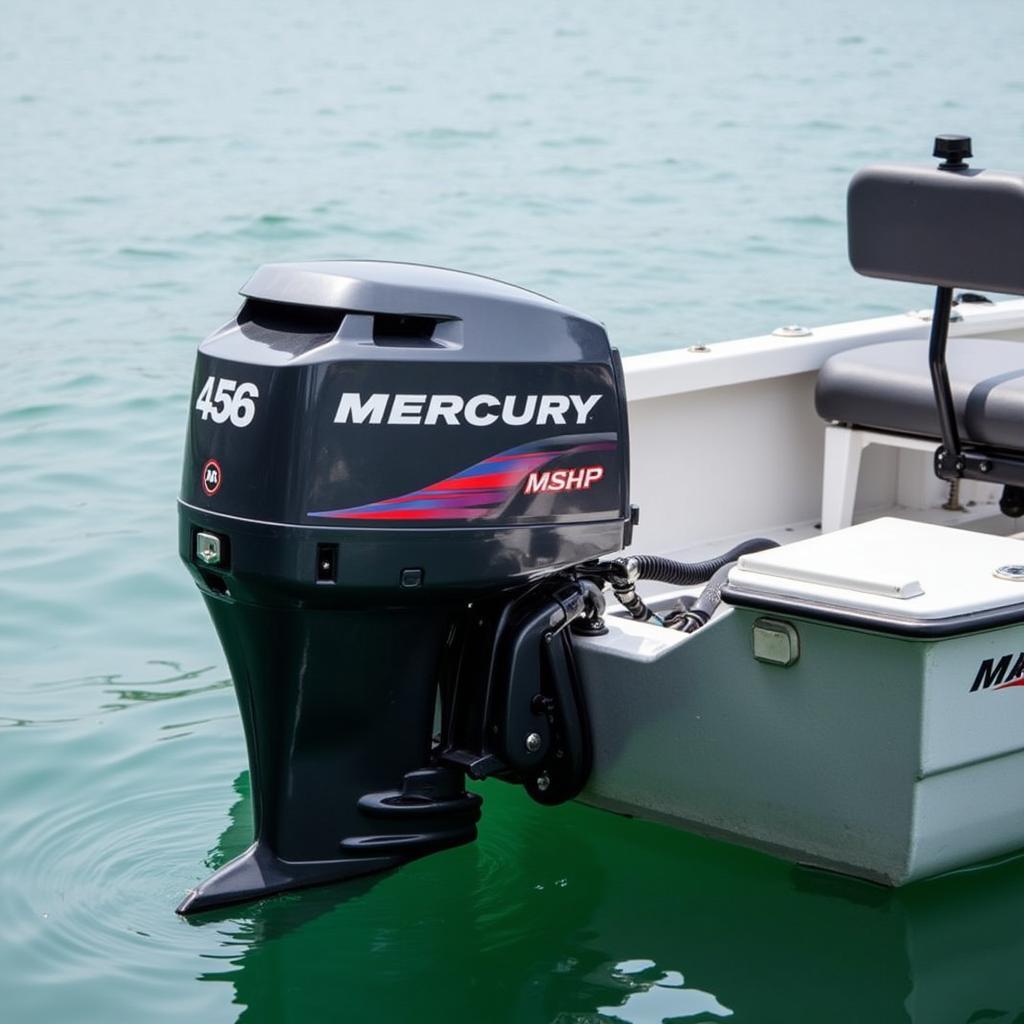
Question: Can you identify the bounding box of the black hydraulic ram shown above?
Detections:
[175,260,632,913]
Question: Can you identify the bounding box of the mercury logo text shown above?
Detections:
[970,652,1024,692]
[334,393,603,427]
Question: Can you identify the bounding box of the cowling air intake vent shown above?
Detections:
[372,313,457,348]
[237,298,344,355]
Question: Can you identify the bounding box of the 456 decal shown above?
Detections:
[195,376,259,427]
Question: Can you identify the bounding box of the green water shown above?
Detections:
[5,1,1024,1020]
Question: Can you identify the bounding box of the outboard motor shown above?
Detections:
[176,261,632,913]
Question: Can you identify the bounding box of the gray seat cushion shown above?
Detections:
[815,337,1024,450]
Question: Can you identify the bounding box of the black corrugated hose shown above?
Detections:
[629,538,779,586]
[666,561,735,633]
[604,537,778,627]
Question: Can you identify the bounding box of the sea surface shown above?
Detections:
[4,2,1024,1021]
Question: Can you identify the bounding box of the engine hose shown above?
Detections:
[628,538,779,587]
[612,584,661,625]
[672,561,736,633]
[603,566,660,624]
[607,537,778,627]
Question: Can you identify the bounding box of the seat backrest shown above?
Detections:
[848,162,1024,295]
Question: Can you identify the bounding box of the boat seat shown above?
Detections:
[814,336,1024,531]
[816,336,1024,449]
[818,136,1024,532]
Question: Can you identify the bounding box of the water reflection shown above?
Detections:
[101,661,230,712]
[596,961,733,1022]
[189,777,1024,1024]
[0,662,230,727]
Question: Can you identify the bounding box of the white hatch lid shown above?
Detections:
[728,518,1024,621]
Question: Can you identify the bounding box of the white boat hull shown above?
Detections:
[576,298,1024,884]
[578,606,1024,884]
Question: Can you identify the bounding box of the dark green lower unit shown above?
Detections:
[177,594,479,915]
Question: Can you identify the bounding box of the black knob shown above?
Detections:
[934,134,972,168]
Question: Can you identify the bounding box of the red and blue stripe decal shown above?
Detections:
[308,437,615,521]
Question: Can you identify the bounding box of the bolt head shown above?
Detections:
[525,732,542,752]
[536,773,551,792]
